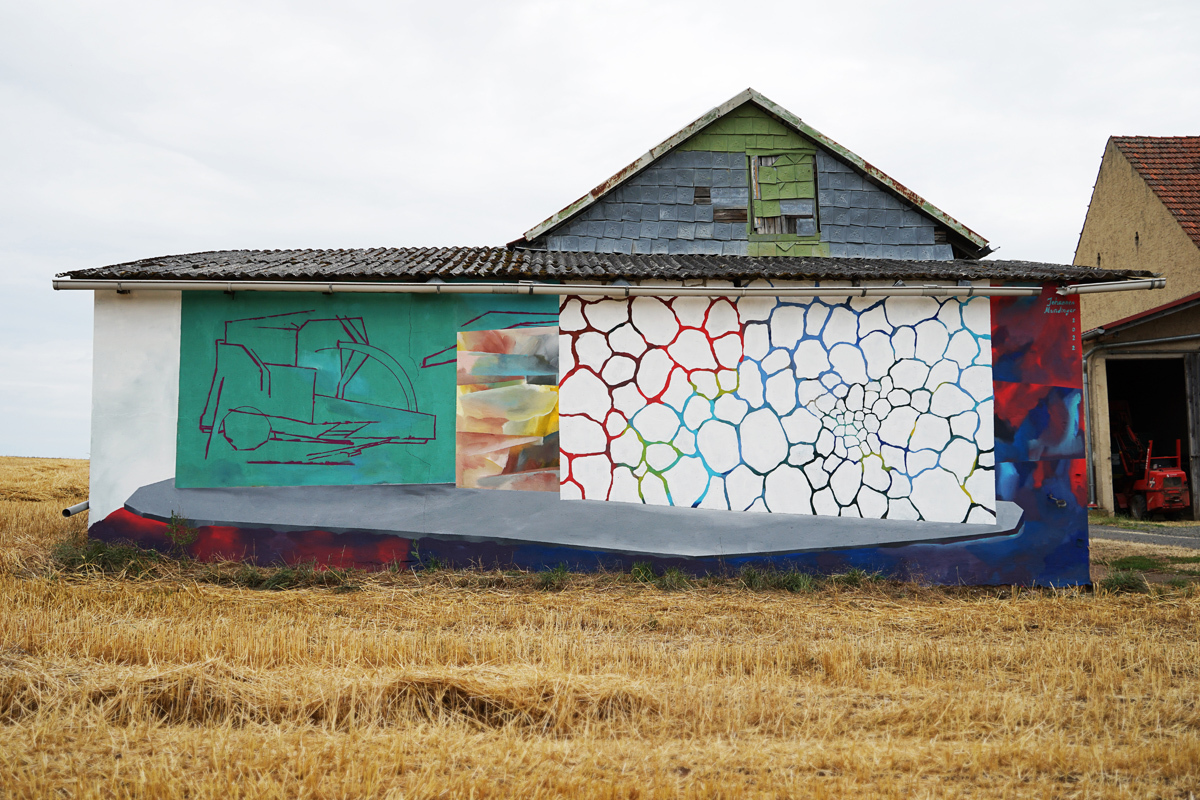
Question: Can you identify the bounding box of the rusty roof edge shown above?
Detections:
[520,89,758,242]
[744,90,990,253]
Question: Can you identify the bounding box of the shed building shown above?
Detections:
[58,90,1159,585]
[1075,136,1200,519]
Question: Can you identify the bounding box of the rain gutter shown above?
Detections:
[1056,278,1164,295]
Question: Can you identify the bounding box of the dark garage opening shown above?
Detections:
[1106,357,1192,517]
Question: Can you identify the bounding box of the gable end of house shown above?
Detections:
[517,90,990,261]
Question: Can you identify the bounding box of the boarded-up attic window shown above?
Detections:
[751,153,817,237]
[754,211,816,236]
[754,215,786,235]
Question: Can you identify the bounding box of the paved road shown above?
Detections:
[1090,525,1200,550]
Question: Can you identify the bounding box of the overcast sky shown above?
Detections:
[2,0,1198,458]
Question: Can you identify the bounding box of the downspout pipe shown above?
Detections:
[1083,331,1200,507]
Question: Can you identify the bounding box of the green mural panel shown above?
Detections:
[679,106,817,153]
[176,291,557,489]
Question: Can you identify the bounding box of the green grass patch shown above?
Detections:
[1100,554,1200,578]
[1100,571,1150,594]
[828,568,881,588]
[627,562,692,591]
[1106,555,1166,572]
[204,560,362,591]
[738,565,821,593]
[164,511,198,555]
[1088,510,1199,531]
[657,567,691,591]
[51,538,162,577]
[630,561,656,584]
[534,565,570,592]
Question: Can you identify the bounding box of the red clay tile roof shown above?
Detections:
[1113,136,1200,249]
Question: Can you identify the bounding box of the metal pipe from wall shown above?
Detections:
[52,278,1047,298]
[62,501,89,518]
[1082,331,1200,507]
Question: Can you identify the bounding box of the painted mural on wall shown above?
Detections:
[558,290,996,524]
[198,310,436,465]
[176,292,556,488]
[91,284,1091,586]
[456,327,560,491]
[989,287,1089,585]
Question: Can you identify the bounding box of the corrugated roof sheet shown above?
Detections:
[60,247,1153,284]
[1113,136,1200,249]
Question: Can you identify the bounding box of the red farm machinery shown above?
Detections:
[1112,403,1191,519]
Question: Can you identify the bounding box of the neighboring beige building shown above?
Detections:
[1075,136,1200,516]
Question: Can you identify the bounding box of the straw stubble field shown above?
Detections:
[0,456,1197,798]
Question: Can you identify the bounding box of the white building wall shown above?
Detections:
[89,291,181,520]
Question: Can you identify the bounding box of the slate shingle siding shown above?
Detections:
[540,149,953,260]
[543,150,751,256]
[816,152,953,260]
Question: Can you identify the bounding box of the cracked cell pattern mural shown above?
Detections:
[558,287,996,524]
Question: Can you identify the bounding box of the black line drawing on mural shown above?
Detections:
[199,311,435,465]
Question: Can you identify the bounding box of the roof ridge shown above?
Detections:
[1113,135,1200,141]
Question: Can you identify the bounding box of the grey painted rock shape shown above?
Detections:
[125,480,1024,559]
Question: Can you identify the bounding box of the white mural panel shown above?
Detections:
[559,288,995,524]
[90,291,182,519]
